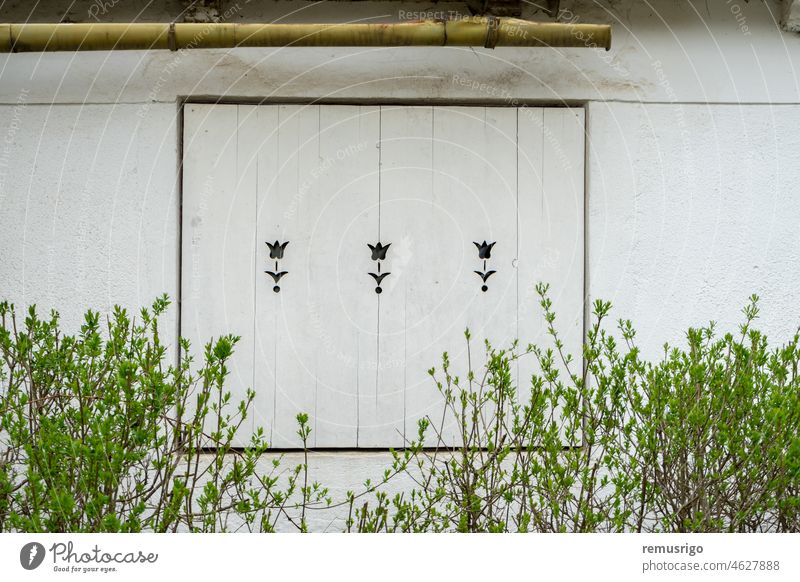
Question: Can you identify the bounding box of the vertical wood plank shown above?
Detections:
[254,105,320,448]
[422,106,518,446]
[182,103,256,446]
[312,105,380,447]
[360,106,433,447]
[516,107,545,411]
[251,104,280,446]
[517,107,585,442]
[543,108,585,359]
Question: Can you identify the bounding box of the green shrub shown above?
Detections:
[0,296,327,532]
[1,289,798,532]
[347,286,800,532]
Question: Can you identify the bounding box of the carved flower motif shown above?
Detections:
[474,241,496,260]
[266,240,289,260]
[368,242,391,261]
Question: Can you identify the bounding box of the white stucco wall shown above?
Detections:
[587,101,800,357]
[0,102,180,334]
[1,0,799,530]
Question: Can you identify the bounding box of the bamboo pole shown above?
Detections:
[0,18,611,53]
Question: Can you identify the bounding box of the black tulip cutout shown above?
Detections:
[473,240,496,292]
[368,242,391,261]
[267,240,289,260]
[367,242,391,294]
[474,240,495,260]
[265,240,289,292]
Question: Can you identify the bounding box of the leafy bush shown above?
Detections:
[0,296,327,532]
[1,289,798,532]
[347,285,800,532]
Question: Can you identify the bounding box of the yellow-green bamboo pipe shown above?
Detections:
[0,18,611,53]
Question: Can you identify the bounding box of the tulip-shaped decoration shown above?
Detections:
[473,240,495,260]
[265,240,289,292]
[368,242,391,261]
[266,240,289,260]
[473,240,496,292]
[367,241,391,294]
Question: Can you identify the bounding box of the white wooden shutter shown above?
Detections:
[182,104,584,449]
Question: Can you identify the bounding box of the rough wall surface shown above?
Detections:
[587,101,800,357]
[0,0,799,530]
[0,103,179,334]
